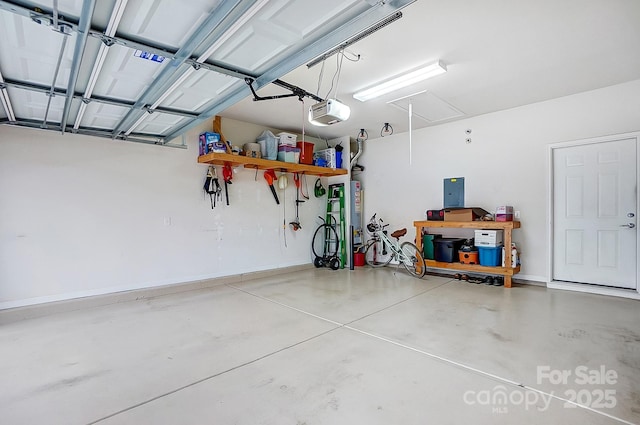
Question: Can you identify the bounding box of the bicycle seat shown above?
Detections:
[391,228,407,239]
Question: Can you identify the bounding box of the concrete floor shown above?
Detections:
[1,268,639,424]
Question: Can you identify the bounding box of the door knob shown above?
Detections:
[620,223,636,228]
[628,213,636,218]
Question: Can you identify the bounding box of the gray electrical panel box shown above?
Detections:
[444,177,464,208]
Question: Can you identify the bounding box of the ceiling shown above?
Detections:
[0,0,412,147]
[223,0,640,140]
[1,1,639,147]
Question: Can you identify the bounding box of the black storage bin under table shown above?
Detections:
[434,238,466,263]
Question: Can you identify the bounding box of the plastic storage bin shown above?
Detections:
[277,145,300,163]
[478,245,503,266]
[256,130,278,160]
[422,234,442,260]
[297,141,314,165]
[277,132,297,146]
[434,238,465,263]
[314,148,336,168]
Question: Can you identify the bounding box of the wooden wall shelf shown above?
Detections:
[424,260,521,276]
[414,220,522,288]
[198,152,347,177]
[415,220,521,230]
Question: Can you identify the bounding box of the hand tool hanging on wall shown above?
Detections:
[290,173,305,231]
[203,166,222,208]
[222,163,233,206]
[263,169,279,204]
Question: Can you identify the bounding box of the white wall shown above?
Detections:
[359,79,640,282]
[3,80,638,306]
[0,118,334,308]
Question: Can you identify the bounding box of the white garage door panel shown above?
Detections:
[5,87,28,118]
[92,45,167,101]
[0,12,74,87]
[74,38,103,95]
[9,90,65,122]
[53,0,84,16]
[118,0,222,48]
[209,0,365,72]
[266,0,362,38]
[212,24,295,72]
[160,71,240,112]
[82,103,130,129]
[136,113,187,135]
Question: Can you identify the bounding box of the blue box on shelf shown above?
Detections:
[199,132,222,155]
[478,245,503,267]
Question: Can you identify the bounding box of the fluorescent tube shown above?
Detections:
[353,61,446,102]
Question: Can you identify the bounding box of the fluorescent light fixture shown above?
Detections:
[353,60,447,102]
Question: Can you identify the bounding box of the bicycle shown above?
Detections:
[363,214,425,278]
[311,216,341,270]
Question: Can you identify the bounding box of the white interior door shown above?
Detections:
[553,137,637,289]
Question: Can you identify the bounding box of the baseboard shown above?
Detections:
[0,264,314,324]
[548,280,640,300]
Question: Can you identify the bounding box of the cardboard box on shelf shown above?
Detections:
[444,207,489,222]
[474,229,504,247]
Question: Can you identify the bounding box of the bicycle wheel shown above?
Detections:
[400,241,426,278]
[364,238,393,267]
[312,224,339,260]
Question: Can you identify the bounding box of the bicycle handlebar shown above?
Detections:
[368,214,390,232]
